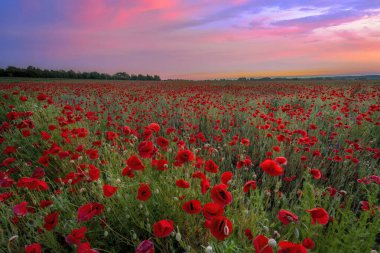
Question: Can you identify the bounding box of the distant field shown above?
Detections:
[0,79,379,252]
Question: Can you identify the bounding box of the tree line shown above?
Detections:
[0,66,161,81]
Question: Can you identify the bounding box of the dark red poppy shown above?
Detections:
[127,155,145,171]
[306,207,329,225]
[208,216,233,240]
[77,242,99,253]
[66,226,87,245]
[211,184,232,206]
[147,123,160,133]
[103,184,118,197]
[39,200,53,208]
[202,202,224,220]
[0,192,13,202]
[174,149,194,166]
[244,228,253,240]
[278,209,298,225]
[243,180,257,193]
[13,201,28,216]
[302,238,315,249]
[44,212,59,231]
[137,183,151,201]
[40,131,51,140]
[220,171,233,185]
[278,241,307,253]
[138,141,155,158]
[88,164,100,181]
[253,234,273,253]
[203,160,218,173]
[156,136,169,151]
[152,159,168,171]
[182,199,202,214]
[152,220,174,238]
[25,243,42,253]
[309,169,321,179]
[77,202,104,222]
[201,179,210,194]
[259,159,284,176]
[176,179,190,188]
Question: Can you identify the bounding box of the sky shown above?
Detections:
[0,0,380,80]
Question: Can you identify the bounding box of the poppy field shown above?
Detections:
[0,79,379,253]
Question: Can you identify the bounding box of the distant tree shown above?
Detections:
[0,65,161,80]
[237,77,247,81]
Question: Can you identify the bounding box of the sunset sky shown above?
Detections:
[1,0,379,80]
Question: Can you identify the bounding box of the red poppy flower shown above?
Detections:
[0,192,13,202]
[201,179,210,194]
[121,125,131,135]
[77,242,99,253]
[147,123,160,133]
[44,212,59,231]
[192,171,206,180]
[152,220,174,238]
[309,169,321,179]
[202,202,224,220]
[244,228,253,240]
[85,149,99,160]
[88,164,100,181]
[103,184,118,197]
[40,131,51,140]
[143,128,152,140]
[25,243,42,253]
[275,156,287,165]
[208,216,233,240]
[243,180,257,193]
[13,201,28,216]
[205,160,219,173]
[182,199,202,214]
[152,159,168,171]
[137,183,151,201]
[127,155,145,171]
[306,207,329,225]
[176,179,190,188]
[66,226,87,245]
[156,136,169,151]
[39,200,53,208]
[220,171,233,185]
[2,157,16,166]
[302,238,315,249]
[138,141,155,158]
[106,131,118,141]
[16,177,49,191]
[278,209,298,225]
[278,241,307,253]
[259,159,284,176]
[22,129,31,137]
[174,149,194,166]
[3,146,16,155]
[211,184,232,206]
[77,202,104,222]
[253,234,273,253]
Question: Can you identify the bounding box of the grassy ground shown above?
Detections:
[0,79,379,252]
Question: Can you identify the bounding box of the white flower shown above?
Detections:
[268,238,277,248]
[176,232,182,241]
[205,246,213,253]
